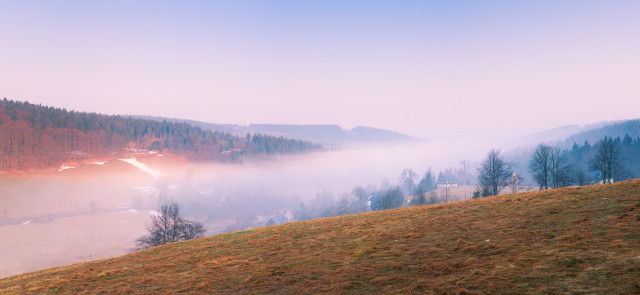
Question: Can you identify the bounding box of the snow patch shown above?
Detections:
[149,210,162,217]
[58,165,76,172]
[119,158,161,178]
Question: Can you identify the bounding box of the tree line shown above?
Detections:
[289,168,453,224]
[0,99,321,170]
[530,135,637,189]
[474,134,639,198]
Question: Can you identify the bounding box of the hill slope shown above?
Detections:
[560,119,640,148]
[0,99,321,171]
[2,180,639,293]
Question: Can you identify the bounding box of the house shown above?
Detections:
[284,210,294,223]
[265,210,294,226]
[367,192,380,211]
[437,175,458,188]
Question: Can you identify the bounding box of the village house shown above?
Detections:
[265,210,294,226]
[437,175,458,188]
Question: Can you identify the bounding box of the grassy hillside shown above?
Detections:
[2,180,639,294]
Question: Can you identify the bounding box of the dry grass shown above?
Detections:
[2,180,640,294]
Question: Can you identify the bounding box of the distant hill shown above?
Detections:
[0,99,321,171]
[516,119,640,149]
[517,121,612,147]
[560,119,640,148]
[508,119,640,183]
[137,116,419,145]
[3,180,639,293]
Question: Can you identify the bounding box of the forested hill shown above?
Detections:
[137,116,419,145]
[0,99,321,171]
[559,119,640,148]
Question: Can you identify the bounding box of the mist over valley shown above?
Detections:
[0,136,490,277]
[1,1,639,292]
[1,99,639,280]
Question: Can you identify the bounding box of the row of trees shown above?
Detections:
[475,135,637,198]
[588,136,629,183]
[529,136,633,190]
[304,168,450,219]
[0,99,321,170]
[529,145,573,190]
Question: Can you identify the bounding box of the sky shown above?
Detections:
[1,0,639,140]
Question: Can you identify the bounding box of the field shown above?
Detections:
[1,179,639,294]
[426,185,538,203]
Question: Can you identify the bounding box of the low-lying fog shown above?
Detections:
[172,138,487,201]
[0,139,496,277]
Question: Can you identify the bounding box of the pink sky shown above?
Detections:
[1,1,639,140]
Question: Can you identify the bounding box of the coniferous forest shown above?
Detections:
[0,99,321,170]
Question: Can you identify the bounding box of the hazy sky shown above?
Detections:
[1,1,638,140]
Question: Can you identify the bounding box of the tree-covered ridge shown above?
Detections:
[566,134,640,182]
[516,134,640,192]
[559,119,640,148]
[0,99,321,170]
[136,116,419,145]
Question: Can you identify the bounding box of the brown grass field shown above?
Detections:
[1,180,639,294]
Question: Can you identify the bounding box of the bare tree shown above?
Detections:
[426,191,440,204]
[376,187,405,210]
[528,144,551,190]
[331,196,352,216]
[135,203,207,250]
[509,172,519,194]
[411,189,427,206]
[575,165,592,186]
[350,186,370,213]
[591,136,628,183]
[476,149,513,197]
[549,147,573,188]
[181,220,207,240]
[458,159,470,186]
[440,186,451,203]
[529,144,573,190]
[398,168,418,196]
